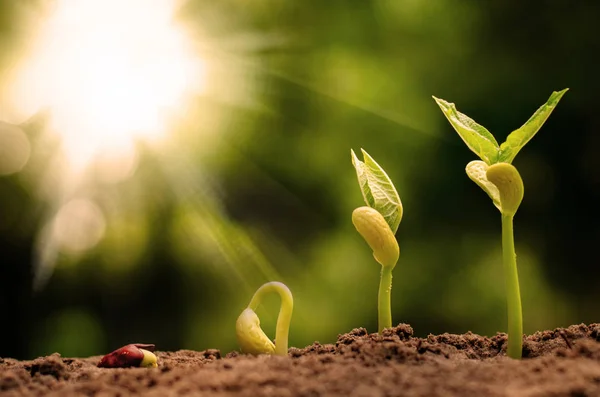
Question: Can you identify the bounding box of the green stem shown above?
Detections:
[248,281,294,356]
[378,266,393,333]
[501,214,523,359]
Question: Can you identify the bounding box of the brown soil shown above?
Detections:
[2,323,600,397]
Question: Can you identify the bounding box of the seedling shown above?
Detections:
[433,89,568,359]
[351,149,403,333]
[97,343,158,368]
[236,281,293,356]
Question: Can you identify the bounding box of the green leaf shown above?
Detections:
[498,88,568,163]
[465,160,501,211]
[351,149,403,233]
[433,96,500,165]
[351,149,376,209]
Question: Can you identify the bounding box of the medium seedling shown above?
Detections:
[433,89,568,359]
[351,149,403,333]
[236,281,293,356]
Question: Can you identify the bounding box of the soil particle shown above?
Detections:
[25,354,70,380]
[2,323,600,396]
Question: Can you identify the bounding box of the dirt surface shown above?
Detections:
[2,323,600,396]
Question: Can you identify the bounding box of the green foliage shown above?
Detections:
[433,89,568,166]
[351,149,403,234]
[498,89,569,163]
[432,97,499,165]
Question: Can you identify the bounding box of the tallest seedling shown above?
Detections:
[433,89,568,359]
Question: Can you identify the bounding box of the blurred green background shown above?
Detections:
[1,0,599,360]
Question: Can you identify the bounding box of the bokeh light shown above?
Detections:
[0,122,30,175]
[51,198,106,253]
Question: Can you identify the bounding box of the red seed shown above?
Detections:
[97,344,156,368]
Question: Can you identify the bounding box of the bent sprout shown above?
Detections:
[236,281,293,356]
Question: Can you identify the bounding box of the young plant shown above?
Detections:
[433,89,568,359]
[236,281,293,356]
[351,149,403,333]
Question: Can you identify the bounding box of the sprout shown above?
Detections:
[236,281,293,356]
[433,89,568,359]
[97,343,158,368]
[351,149,402,333]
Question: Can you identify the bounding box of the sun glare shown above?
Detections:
[7,0,205,173]
[0,0,212,286]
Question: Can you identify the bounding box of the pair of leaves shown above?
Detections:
[351,149,402,234]
[433,89,568,165]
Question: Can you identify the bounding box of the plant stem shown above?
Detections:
[248,281,294,356]
[378,266,393,333]
[501,214,523,359]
